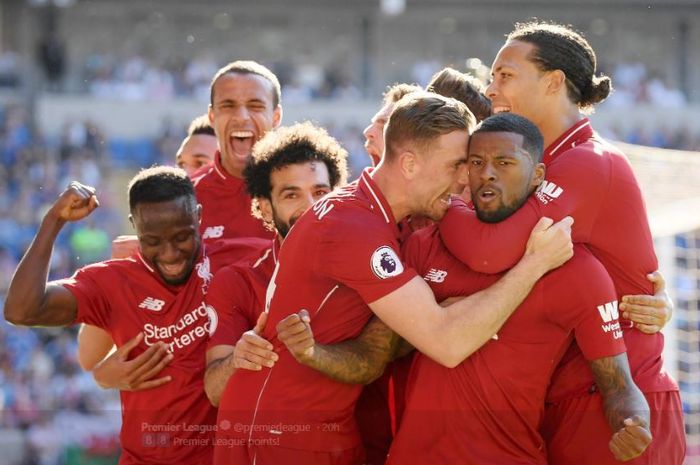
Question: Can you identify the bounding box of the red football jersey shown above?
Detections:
[206,239,278,349]
[61,238,267,465]
[191,151,274,241]
[214,169,417,461]
[438,118,675,395]
[387,226,627,465]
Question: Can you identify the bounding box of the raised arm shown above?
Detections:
[277,311,400,385]
[588,354,652,460]
[5,182,98,327]
[372,216,574,368]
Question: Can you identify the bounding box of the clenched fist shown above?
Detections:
[47,181,99,223]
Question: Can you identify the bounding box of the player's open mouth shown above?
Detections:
[492,106,511,113]
[478,187,500,203]
[229,130,255,159]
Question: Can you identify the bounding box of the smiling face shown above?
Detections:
[410,129,469,221]
[486,40,551,126]
[131,196,202,285]
[468,131,544,223]
[208,73,282,178]
[175,133,218,176]
[258,161,332,238]
[363,102,394,166]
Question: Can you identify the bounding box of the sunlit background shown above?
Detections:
[0,1,699,463]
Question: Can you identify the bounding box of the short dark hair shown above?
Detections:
[383,83,422,105]
[187,114,215,137]
[471,113,544,162]
[210,60,281,107]
[244,122,349,221]
[508,21,611,110]
[128,166,196,211]
[385,91,474,161]
[427,67,491,122]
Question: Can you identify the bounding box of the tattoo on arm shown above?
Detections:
[305,317,400,385]
[588,353,650,431]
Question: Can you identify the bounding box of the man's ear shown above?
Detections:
[258,198,273,224]
[398,150,419,181]
[272,106,283,129]
[128,213,135,230]
[546,69,567,95]
[208,104,215,125]
[532,162,546,187]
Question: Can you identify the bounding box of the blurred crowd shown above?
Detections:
[81,53,361,102]
[0,48,361,103]
[1,47,692,109]
[0,103,124,464]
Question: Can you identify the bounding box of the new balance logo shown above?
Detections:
[423,268,448,283]
[202,226,224,239]
[139,297,165,312]
[597,301,619,323]
[535,180,564,204]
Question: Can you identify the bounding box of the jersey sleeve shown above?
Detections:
[206,266,258,349]
[438,151,602,274]
[315,218,418,304]
[549,247,627,360]
[58,264,113,329]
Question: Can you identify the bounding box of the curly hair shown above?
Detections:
[244,122,349,225]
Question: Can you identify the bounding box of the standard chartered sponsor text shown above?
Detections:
[143,302,211,352]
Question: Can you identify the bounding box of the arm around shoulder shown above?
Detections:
[371,216,573,368]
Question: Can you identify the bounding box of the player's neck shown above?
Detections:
[371,166,411,223]
[220,153,243,179]
[540,106,584,148]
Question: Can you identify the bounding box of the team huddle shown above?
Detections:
[5,21,687,465]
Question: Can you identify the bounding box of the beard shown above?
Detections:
[474,190,530,224]
[272,208,302,239]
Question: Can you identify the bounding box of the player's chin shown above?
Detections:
[157,262,192,285]
[161,271,191,286]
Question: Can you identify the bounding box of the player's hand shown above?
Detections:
[608,415,652,461]
[233,312,278,371]
[524,216,574,274]
[92,332,173,391]
[276,309,315,363]
[112,235,139,259]
[46,181,99,223]
[620,271,673,334]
